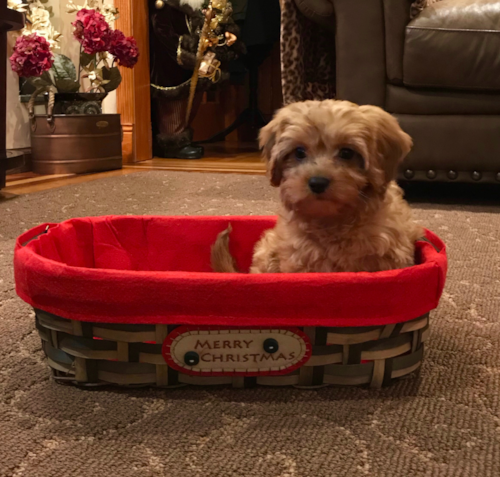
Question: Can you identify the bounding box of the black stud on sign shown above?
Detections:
[263,338,279,354]
[184,351,200,366]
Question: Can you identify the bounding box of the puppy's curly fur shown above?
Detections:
[212,100,423,273]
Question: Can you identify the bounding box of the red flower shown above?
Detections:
[109,29,139,68]
[72,8,112,54]
[10,33,54,78]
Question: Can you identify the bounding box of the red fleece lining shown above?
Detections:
[14,215,447,327]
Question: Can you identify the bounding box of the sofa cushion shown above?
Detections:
[386,85,500,115]
[404,0,500,91]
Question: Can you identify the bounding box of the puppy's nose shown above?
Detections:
[308,176,331,194]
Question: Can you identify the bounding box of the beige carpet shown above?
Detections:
[1,171,500,477]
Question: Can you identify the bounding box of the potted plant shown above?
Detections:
[8,0,139,174]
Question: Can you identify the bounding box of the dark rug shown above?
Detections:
[1,171,500,477]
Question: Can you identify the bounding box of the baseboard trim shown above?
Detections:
[121,123,135,164]
[7,148,32,174]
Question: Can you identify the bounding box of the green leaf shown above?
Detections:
[20,78,37,94]
[55,78,80,93]
[27,70,53,88]
[51,54,77,82]
[80,52,96,68]
[101,66,122,93]
[28,77,47,88]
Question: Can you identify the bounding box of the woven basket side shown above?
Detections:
[35,309,428,389]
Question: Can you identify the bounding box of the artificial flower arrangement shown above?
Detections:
[8,0,139,96]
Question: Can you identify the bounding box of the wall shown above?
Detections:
[6,33,29,149]
[5,0,117,150]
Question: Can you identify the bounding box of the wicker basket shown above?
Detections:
[15,216,447,389]
[36,309,429,388]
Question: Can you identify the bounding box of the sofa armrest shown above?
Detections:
[331,0,386,107]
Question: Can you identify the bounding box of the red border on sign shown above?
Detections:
[162,326,312,377]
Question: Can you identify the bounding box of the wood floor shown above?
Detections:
[131,143,264,175]
[2,143,265,199]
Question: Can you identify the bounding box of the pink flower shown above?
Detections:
[109,29,139,68]
[72,8,112,54]
[10,33,54,78]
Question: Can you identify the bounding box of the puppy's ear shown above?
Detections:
[360,106,413,183]
[259,117,283,187]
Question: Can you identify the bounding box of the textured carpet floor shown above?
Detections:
[1,171,500,477]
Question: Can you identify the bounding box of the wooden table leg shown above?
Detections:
[0,2,25,190]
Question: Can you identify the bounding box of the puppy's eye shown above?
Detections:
[338,148,355,160]
[295,147,307,161]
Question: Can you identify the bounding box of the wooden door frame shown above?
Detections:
[115,0,152,163]
[113,1,283,162]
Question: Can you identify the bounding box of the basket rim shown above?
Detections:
[14,215,447,327]
[15,215,446,279]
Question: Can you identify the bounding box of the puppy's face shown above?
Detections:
[260,100,412,219]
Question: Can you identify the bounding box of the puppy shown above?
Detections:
[212,100,423,273]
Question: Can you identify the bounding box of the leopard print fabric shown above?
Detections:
[410,0,443,19]
[280,0,335,104]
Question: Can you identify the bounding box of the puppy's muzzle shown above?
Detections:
[308,176,331,194]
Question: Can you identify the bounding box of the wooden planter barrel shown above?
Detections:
[30,113,122,175]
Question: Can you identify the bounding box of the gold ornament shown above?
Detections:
[155,0,165,9]
[186,0,230,122]
[225,32,237,46]
[199,51,222,83]
[212,0,226,9]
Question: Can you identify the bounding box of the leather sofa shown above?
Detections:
[293,0,500,183]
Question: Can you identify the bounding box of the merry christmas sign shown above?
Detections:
[163,327,312,376]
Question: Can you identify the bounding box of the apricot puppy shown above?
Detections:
[212,100,423,273]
